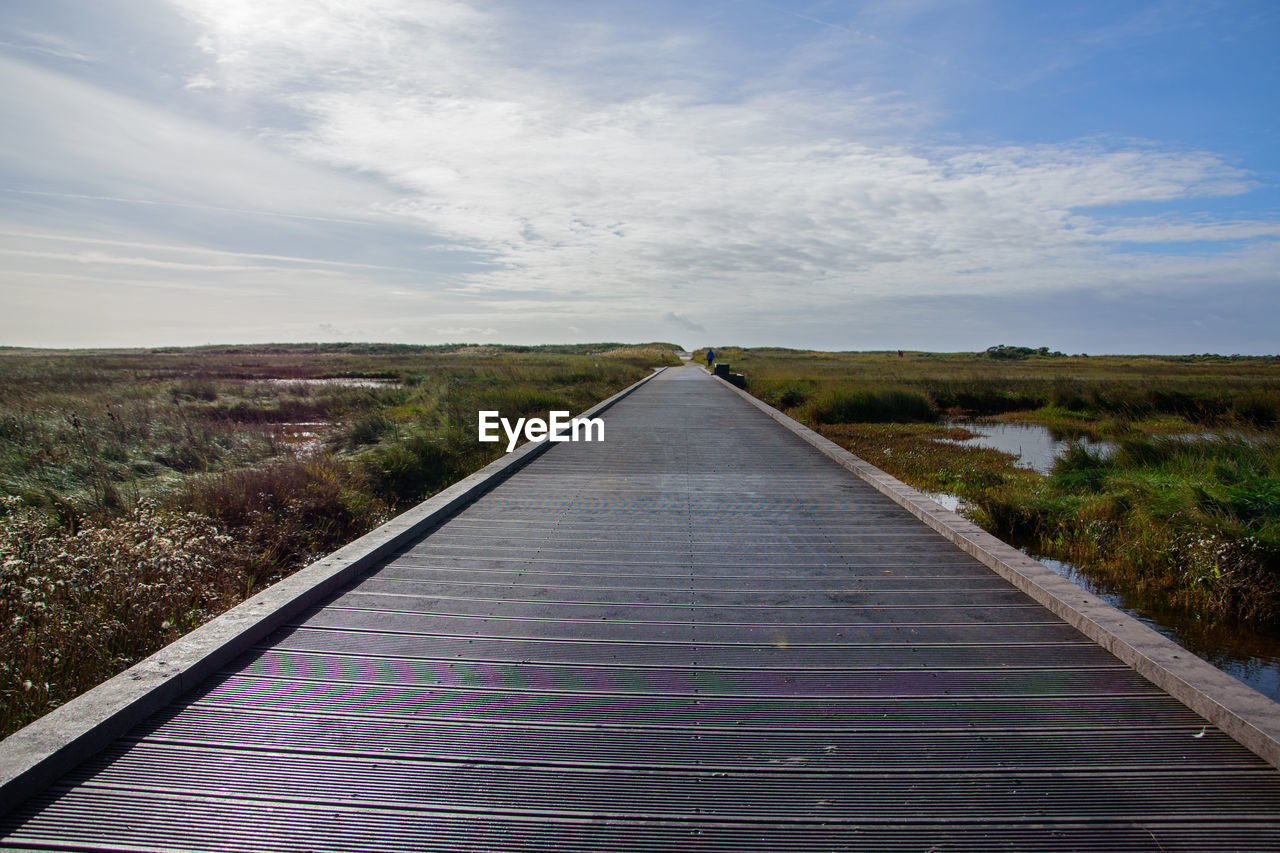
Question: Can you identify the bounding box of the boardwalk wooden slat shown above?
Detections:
[3,364,1280,851]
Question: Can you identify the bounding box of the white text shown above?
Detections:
[478,410,605,452]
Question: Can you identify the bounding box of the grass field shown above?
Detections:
[0,342,677,735]
[7,342,1277,735]
[704,346,1280,635]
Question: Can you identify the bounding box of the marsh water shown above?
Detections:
[260,377,401,388]
[941,419,1114,474]
[933,420,1280,703]
[1030,551,1280,703]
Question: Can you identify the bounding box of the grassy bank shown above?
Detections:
[0,342,676,735]
[708,347,1280,431]
[708,347,1280,633]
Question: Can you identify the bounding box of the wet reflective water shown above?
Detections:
[274,422,330,457]
[260,377,401,388]
[1031,552,1280,703]
[923,491,964,513]
[941,420,1113,474]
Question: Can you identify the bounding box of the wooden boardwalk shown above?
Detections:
[4,365,1280,850]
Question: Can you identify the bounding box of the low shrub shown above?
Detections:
[341,413,397,449]
[360,427,490,506]
[0,497,253,734]
[175,459,391,571]
[807,388,937,424]
[1233,389,1280,429]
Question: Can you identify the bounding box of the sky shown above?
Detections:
[0,0,1277,353]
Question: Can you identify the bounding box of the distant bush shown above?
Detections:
[985,345,1065,360]
[1232,390,1280,429]
[807,388,937,424]
[929,382,1045,415]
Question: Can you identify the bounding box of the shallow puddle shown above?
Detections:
[259,377,401,389]
[923,492,964,513]
[940,420,1113,474]
[274,422,330,457]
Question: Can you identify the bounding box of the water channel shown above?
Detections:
[931,421,1280,703]
[938,420,1113,475]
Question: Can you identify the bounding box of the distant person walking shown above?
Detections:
[705,348,715,368]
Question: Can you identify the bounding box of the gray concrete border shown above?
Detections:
[713,367,1280,770]
[0,366,668,814]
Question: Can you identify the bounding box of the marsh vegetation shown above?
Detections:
[0,342,675,735]
[712,347,1280,648]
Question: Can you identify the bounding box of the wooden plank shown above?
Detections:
[3,364,1279,851]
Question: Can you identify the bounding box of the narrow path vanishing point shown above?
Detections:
[3,364,1280,851]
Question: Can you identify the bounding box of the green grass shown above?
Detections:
[1014,434,1280,624]
[704,346,1280,431]
[0,342,676,735]
[806,388,937,424]
[715,346,1280,635]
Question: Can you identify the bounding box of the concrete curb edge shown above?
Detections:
[0,365,668,813]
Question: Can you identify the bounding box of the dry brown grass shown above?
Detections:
[0,342,673,735]
[0,497,253,732]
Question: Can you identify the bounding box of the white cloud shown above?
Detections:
[0,29,93,63]
[663,312,705,333]
[2,0,1274,351]
[0,228,424,273]
[0,53,398,224]
[156,0,1261,314]
[0,51,480,345]
[1074,217,1280,244]
[435,326,499,338]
